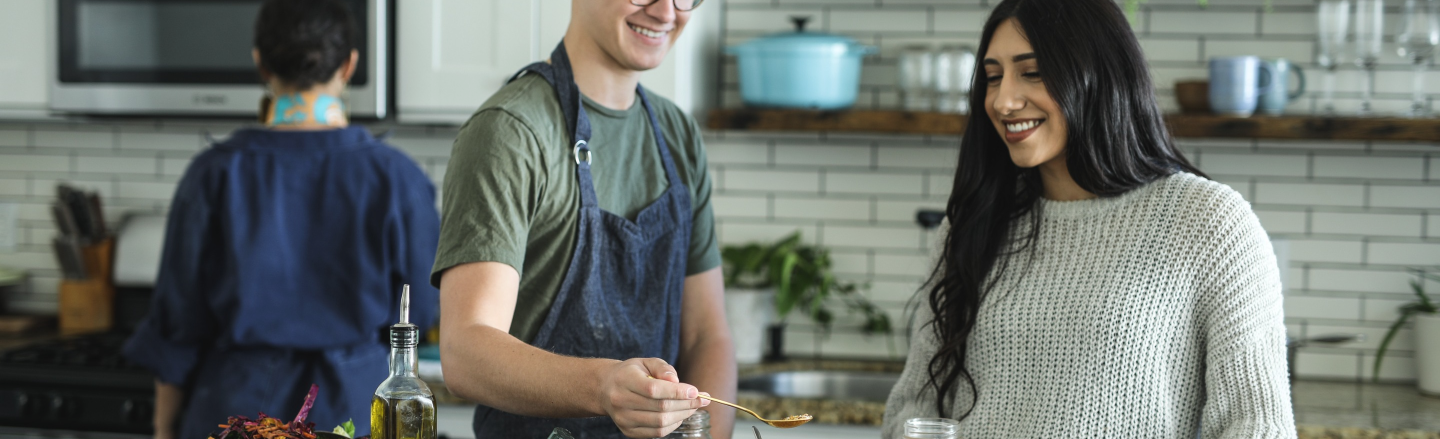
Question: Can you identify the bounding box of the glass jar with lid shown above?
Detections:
[933,45,976,113]
[897,45,936,111]
[663,410,711,439]
[904,417,960,439]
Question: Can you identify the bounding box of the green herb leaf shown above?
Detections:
[342,419,355,438]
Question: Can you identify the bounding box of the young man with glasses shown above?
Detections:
[430,0,735,437]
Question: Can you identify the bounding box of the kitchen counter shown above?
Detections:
[424,359,1440,438]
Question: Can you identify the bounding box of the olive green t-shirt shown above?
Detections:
[430,74,721,344]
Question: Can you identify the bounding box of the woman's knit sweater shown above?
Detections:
[882,172,1295,439]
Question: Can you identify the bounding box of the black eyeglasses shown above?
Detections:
[631,0,704,12]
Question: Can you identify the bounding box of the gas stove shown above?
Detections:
[0,331,154,434]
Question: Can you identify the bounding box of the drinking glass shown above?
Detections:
[1354,0,1386,115]
[1399,0,1440,116]
[904,418,959,439]
[1317,0,1352,114]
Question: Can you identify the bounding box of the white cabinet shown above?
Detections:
[396,1,719,124]
[0,0,52,119]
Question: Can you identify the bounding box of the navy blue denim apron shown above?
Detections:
[471,41,693,439]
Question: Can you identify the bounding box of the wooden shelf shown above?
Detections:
[706,109,1440,143]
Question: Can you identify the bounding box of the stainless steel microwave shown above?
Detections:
[50,0,388,118]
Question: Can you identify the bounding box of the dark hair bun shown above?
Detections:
[254,0,356,90]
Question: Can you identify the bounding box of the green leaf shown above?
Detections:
[1373,309,1417,383]
[343,419,355,438]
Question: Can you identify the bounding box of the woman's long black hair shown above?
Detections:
[925,0,1206,417]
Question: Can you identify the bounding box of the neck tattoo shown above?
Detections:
[261,91,348,128]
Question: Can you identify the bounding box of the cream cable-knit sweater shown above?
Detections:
[882,173,1295,439]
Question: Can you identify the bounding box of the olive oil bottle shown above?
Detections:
[371,285,436,439]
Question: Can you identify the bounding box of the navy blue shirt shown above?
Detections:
[123,126,440,438]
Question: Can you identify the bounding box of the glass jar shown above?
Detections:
[904,417,959,439]
[897,45,936,111]
[664,410,711,439]
[933,45,976,113]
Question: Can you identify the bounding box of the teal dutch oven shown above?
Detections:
[727,17,876,110]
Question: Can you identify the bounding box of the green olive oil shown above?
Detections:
[371,285,436,439]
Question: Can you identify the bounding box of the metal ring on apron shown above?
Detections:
[573,140,591,165]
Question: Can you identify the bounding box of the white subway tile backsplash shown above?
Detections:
[1363,297,1417,323]
[0,179,27,196]
[77,156,155,175]
[931,10,992,33]
[1254,182,1365,207]
[32,130,114,149]
[876,146,957,169]
[725,8,827,32]
[830,251,871,276]
[1310,212,1423,237]
[829,9,928,33]
[1254,209,1306,234]
[869,280,925,303]
[823,224,922,250]
[1293,351,1358,379]
[1308,268,1419,295]
[1200,153,1308,177]
[118,132,202,151]
[774,144,872,167]
[876,200,946,223]
[1260,12,1317,36]
[712,195,769,219]
[723,169,820,193]
[0,155,69,173]
[116,181,177,200]
[706,140,770,165]
[1205,40,1315,65]
[872,252,932,277]
[0,130,26,147]
[1369,185,1440,209]
[1284,295,1361,320]
[1367,242,1440,266]
[1148,11,1257,35]
[719,222,819,245]
[162,158,193,176]
[826,171,924,195]
[1312,156,1426,181]
[1137,39,1202,63]
[1429,214,1438,239]
[1362,353,1417,382]
[774,197,871,221]
[1288,239,1364,263]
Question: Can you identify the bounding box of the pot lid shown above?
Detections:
[728,16,870,54]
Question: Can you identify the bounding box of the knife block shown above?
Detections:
[59,237,114,335]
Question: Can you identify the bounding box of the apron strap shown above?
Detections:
[509,42,593,168]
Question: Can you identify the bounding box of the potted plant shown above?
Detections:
[721,232,892,362]
[1373,269,1439,395]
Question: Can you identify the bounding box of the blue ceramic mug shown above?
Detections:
[1209,56,1272,117]
[1257,58,1306,115]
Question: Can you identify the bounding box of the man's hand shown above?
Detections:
[598,358,710,438]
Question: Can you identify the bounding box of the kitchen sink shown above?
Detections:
[737,370,901,401]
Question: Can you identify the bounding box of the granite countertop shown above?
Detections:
[734,359,1440,439]
[427,359,1440,438]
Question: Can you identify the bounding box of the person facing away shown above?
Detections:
[122,1,440,438]
[881,0,1295,437]
[429,0,737,438]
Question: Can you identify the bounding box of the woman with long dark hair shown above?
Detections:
[881,0,1294,437]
